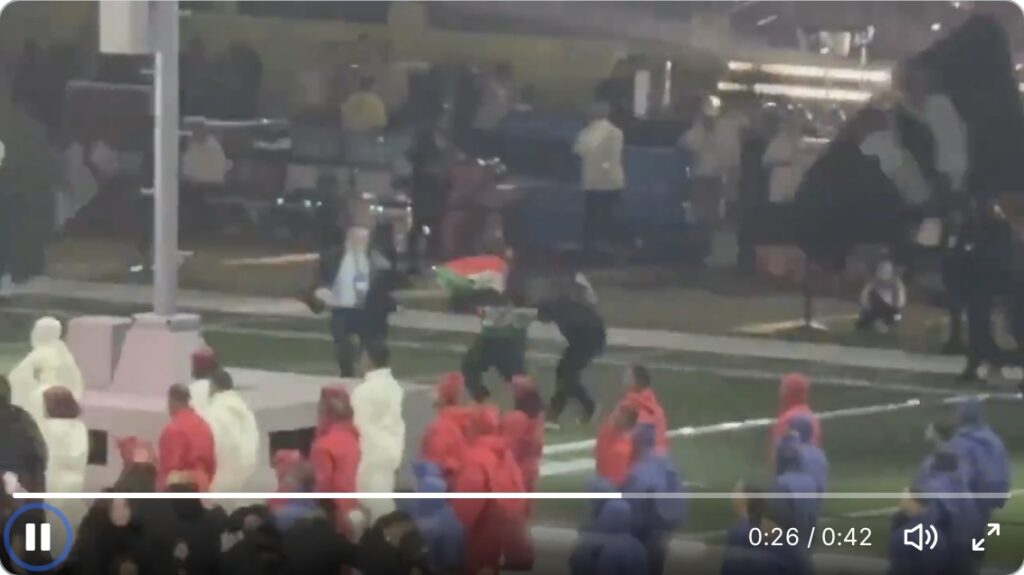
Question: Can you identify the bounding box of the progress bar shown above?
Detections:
[13,492,1016,500]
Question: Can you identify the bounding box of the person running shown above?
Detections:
[461,290,535,402]
[538,275,606,430]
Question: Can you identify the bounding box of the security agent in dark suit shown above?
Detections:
[959,198,1013,383]
[307,227,398,377]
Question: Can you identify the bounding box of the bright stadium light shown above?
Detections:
[717,81,872,102]
[727,61,892,84]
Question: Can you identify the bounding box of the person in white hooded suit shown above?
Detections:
[8,317,84,424]
[351,339,405,522]
[202,369,260,493]
[39,386,88,544]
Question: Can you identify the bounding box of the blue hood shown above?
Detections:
[787,416,815,443]
[586,475,617,519]
[594,499,633,535]
[413,465,450,514]
[775,438,803,475]
[633,423,657,457]
[957,398,984,426]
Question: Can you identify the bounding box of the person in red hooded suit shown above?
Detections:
[420,373,469,488]
[611,366,667,454]
[269,449,303,512]
[451,405,529,575]
[310,385,362,538]
[771,373,821,447]
[595,405,638,487]
[157,384,216,491]
[500,376,545,495]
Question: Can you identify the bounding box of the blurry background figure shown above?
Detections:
[575,100,625,261]
[341,76,388,133]
[55,135,99,233]
[473,63,515,130]
[763,111,803,204]
[188,346,219,413]
[180,117,230,236]
[680,96,747,221]
[958,198,1013,382]
[407,111,456,273]
[856,259,907,333]
[356,510,430,575]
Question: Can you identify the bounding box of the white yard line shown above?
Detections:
[540,395,995,476]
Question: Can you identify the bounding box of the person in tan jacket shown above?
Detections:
[574,101,625,258]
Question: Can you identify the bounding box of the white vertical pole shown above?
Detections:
[152,0,180,316]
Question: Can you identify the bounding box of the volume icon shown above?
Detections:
[903,524,939,551]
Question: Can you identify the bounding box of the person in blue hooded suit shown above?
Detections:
[783,417,829,495]
[569,498,648,575]
[621,423,687,575]
[773,439,822,545]
[722,483,808,575]
[949,399,1010,522]
[914,448,983,575]
[405,461,464,574]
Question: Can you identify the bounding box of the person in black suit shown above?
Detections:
[310,227,398,377]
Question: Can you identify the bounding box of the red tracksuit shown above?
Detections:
[158,408,217,491]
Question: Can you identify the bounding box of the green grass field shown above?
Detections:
[2,299,1023,572]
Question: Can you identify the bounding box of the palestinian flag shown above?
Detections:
[435,255,508,296]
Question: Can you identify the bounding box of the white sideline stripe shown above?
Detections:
[540,394,994,474]
[840,487,1024,519]
[205,323,969,399]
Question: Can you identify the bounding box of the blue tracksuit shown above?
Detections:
[951,399,1011,521]
[914,464,983,575]
[621,424,687,575]
[783,417,829,494]
[569,499,649,575]
[775,438,823,536]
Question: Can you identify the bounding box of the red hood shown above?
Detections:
[779,373,810,413]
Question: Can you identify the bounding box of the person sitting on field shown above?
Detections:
[856,259,907,333]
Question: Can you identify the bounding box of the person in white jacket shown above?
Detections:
[351,339,405,522]
[40,386,88,541]
[203,369,260,493]
[574,101,625,257]
[8,317,84,424]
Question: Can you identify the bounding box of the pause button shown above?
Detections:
[23,523,50,553]
[3,503,73,572]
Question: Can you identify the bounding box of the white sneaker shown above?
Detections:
[544,421,562,432]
